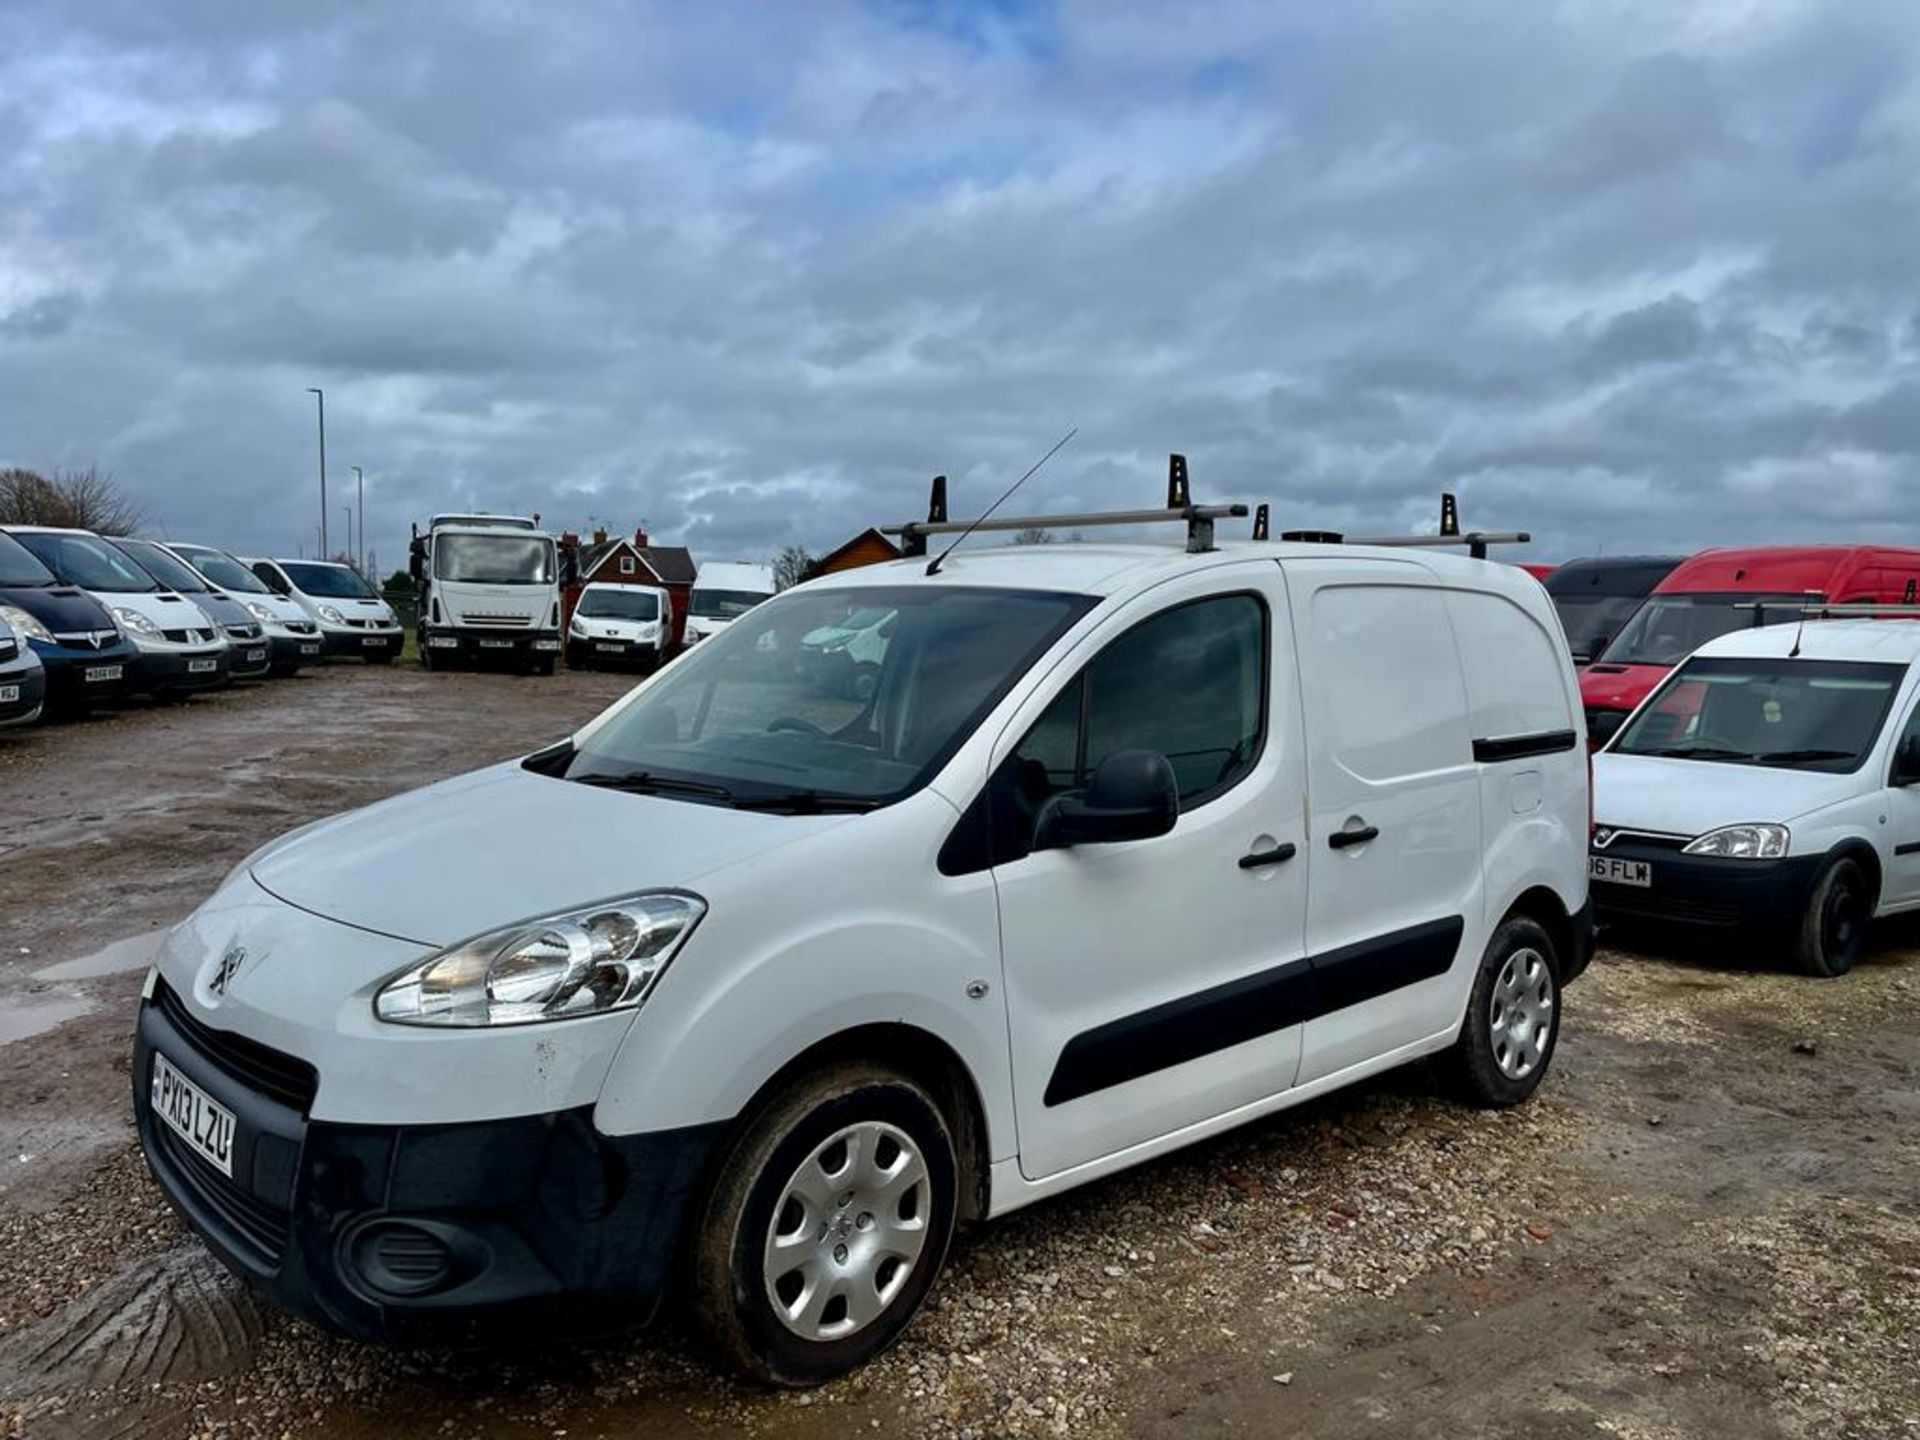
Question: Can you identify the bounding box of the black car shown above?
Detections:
[0,529,139,713]
[1544,556,1686,664]
[111,538,271,682]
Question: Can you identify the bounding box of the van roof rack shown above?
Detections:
[1266,492,1531,561]
[884,454,1249,558]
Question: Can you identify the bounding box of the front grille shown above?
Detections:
[154,980,319,1114]
[344,617,392,630]
[1593,888,1745,927]
[0,640,14,662]
[225,623,263,641]
[154,1120,290,1266]
[53,629,115,648]
[465,613,534,628]
[285,620,317,635]
[161,627,217,645]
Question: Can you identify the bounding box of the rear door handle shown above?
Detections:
[1328,825,1379,850]
[1238,843,1297,870]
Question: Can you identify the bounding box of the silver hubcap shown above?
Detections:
[763,1121,929,1341]
[1489,946,1554,1080]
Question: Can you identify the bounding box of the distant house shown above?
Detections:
[811,527,901,579]
[562,527,698,647]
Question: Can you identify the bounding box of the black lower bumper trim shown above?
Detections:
[0,663,46,725]
[425,628,562,661]
[134,995,726,1344]
[1592,846,1826,933]
[136,648,230,694]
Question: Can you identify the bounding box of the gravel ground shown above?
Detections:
[2,665,1917,1439]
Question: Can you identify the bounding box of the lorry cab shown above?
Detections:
[1592,618,1920,977]
[0,528,138,713]
[132,463,1588,1386]
[1545,555,1685,666]
[164,542,322,676]
[1580,546,1920,747]
[683,560,776,645]
[409,519,563,673]
[0,615,47,728]
[246,558,403,663]
[110,537,271,683]
[566,581,669,670]
[8,525,229,699]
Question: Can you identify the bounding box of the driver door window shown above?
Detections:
[1887,700,1920,905]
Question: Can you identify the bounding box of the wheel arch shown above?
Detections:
[1825,838,1882,910]
[719,1022,993,1224]
[1498,883,1577,977]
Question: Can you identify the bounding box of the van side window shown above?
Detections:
[964,594,1266,868]
[252,563,286,594]
[1310,585,1470,779]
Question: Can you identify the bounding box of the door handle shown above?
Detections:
[1238,843,1297,870]
[1328,824,1379,850]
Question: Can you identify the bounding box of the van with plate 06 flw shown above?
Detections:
[7,526,230,700]
[1580,546,1920,747]
[132,463,1589,1385]
[1591,612,1920,977]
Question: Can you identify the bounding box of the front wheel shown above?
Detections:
[1440,915,1560,1108]
[1793,857,1868,978]
[690,1064,958,1386]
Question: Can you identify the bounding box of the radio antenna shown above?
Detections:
[926,427,1078,577]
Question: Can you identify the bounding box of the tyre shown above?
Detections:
[534,656,556,676]
[1439,915,1560,1108]
[690,1063,958,1387]
[847,662,880,704]
[1793,857,1868,978]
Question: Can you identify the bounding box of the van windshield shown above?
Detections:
[115,539,210,593]
[282,562,376,599]
[558,585,1094,810]
[434,534,555,584]
[0,532,57,588]
[13,531,159,593]
[1552,594,1649,661]
[578,589,659,620]
[175,546,272,594]
[1611,656,1904,772]
[1597,593,1816,666]
[690,588,768,620]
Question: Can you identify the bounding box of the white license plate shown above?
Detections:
[479,639,512,649]
[85,665,123,682]
[187,658,218,674]
[0,684,17,703]
[595,642,624,652]
[300,643,321,655]
[1591,855,1652,888]
[150,1051,236,1177]
[244,648,266,664]
[361,635,390,648]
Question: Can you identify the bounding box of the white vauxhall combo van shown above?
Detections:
[134,487,1589,1383]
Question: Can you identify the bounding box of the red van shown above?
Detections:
[1580,545,1920,746]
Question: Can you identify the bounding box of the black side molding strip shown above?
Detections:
[1473,729,1579,763]
[1043,916,1465,1107]
[1895,841,1920,857]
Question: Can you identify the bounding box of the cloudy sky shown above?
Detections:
[2,0,1918,572]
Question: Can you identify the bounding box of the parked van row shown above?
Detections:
[0,523,404,726]
[131,470,1590,1386]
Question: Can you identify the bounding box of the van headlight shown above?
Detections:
[317,604,345,623]
[0,605,53,645]
[373,892,705,1027]
[112,606,160,637]
[245,601,276,624]
[1681,824,1789,859]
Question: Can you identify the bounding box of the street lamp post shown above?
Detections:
[306,388,328,557]
[343,507,353,570]
[352,466,365,576]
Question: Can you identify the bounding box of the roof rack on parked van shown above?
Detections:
[885,454,1249,558]
[1253,491,1531,560]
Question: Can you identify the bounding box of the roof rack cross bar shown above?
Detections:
[885,503,1249,552]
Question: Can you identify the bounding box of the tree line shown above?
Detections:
[0,465,146,534]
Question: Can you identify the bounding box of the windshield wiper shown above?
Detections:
[571,770,737,802]
[731,789,881,814]
[1751,748,1857,766]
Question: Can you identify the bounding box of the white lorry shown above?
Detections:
[683,560,776,645]
[410,514,566,674]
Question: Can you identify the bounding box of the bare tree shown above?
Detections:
[772,544,817,591]
[1013,526,1056,545]
[0,464,145,533]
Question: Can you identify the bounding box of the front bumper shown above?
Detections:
[32,640,140,706]
[322,626,404,659]
[268,632,325,670]
[424,627,562,661]
[225,635,273,680]
[135,644,231,695]
[566,634,661,666]
[133,983,725,1345]
[0,659,46,727]
[1590,842,1826,932]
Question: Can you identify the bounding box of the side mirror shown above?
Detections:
[1894,735,1920,787]
[408,538,425,583]
[1033,749,1179,852]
